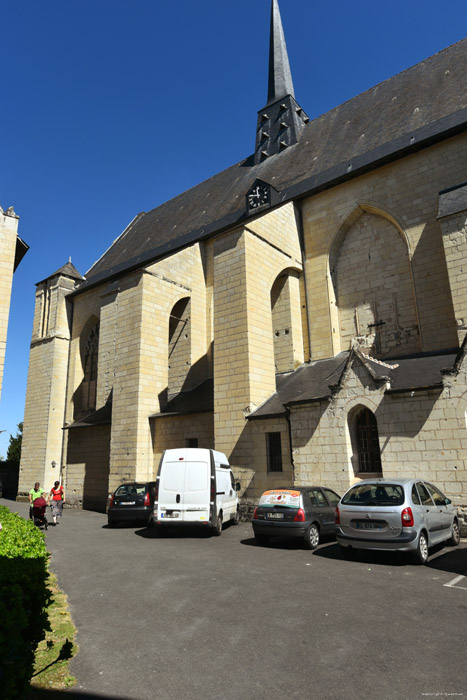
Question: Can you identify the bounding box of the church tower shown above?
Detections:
[254,0,309,164]
[18,262,84,497]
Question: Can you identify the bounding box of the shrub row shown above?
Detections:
[0,505,52,699]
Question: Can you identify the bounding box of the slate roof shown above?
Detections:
[76,38,467,293]
[37,261,85,286]
[438,182,467,218]
[64,402,112,429]
[149,379,214,418]
[248,350,459,419]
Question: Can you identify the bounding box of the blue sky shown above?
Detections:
[1,0,466,457]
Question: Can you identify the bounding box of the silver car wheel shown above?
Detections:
[449,520,460,546]
[415,532,429,564]
[304,523,320,550]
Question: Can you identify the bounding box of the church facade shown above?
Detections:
[18,2,467,527]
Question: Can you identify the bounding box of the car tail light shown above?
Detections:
[109,494,115,508]
[401,507,414,527]
[253,507,258,519]
[211,480,215,502]
[293,508,305,522]
[144,491,150,507]
[335,506,340,524]
[154,481,159,501]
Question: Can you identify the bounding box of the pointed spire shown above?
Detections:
[267,0,295,105]
[253,0,308,165]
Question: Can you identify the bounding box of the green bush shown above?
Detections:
[0,505,52,699]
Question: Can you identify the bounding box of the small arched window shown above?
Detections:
[355,407,382,473]
[270,270,304,373]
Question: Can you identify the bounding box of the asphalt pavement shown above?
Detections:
[2,498,467,700]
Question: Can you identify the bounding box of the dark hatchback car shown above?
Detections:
[252,486,341,549]
[108,482,157,527]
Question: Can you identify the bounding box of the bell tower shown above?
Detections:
[18,262,84,498]
[254,0,309,164]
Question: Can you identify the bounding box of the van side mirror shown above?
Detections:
[445,497,452,505]
[236,482,241,492]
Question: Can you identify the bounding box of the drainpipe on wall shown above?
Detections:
[294,201,312,362]
[285,408,295,486]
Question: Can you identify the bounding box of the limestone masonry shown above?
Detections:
[18,2,467,533]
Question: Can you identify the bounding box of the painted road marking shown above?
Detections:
[444,574,467,590]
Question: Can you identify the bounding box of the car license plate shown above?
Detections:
[356,522,382,530]
[121,502,135,506]
[267,513,284,520]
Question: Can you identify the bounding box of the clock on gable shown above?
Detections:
[246,180,271,212]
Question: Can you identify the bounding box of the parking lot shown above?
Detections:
[3,498,467,700]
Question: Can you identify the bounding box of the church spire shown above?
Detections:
[254,0,308,165]
[267,0,295,105]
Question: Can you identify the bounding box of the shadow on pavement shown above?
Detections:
[29,689,134,699]
[240,535,336,550]
[134,524,212,539]
[426,546,467,576]
[312,540,467,573]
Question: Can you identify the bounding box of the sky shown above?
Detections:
[1,0,466,458]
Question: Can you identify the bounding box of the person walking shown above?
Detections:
[48,481,65,525]
[29,482,45,519]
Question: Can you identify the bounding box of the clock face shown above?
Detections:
[247,183,270,210]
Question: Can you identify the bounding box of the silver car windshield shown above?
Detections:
[342,483,404,506]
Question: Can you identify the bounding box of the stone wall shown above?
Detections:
[64,425,111,511]
[0,209,19,401]
[302,134,467,360]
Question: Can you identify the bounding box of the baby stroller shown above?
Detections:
[32,496,48,530]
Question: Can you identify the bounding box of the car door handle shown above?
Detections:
[176,494,180,504]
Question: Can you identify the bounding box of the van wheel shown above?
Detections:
[448,519,460,546]
[304,523,320,550]
[213,513,222,536]
[233,508,240,526]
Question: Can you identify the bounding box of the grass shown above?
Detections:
[28,570,78,696]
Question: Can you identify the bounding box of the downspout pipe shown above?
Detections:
[294,202,312,361]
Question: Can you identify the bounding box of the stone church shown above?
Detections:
[18,1,467,523]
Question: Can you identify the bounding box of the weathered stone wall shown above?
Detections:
[302,134,467,360]
[438,190,467,347]
[19,272,79,497]
[290,356,467,526]
[0,209,19,402]
[334,213,420,358]
[152,413,215,472]
[64,425,111,511]
[213,204,305,472]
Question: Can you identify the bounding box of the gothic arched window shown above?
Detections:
[355,407,382,473]
[83,322,99,411]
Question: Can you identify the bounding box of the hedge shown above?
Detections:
[0,505,52,699]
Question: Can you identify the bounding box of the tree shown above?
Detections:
[6,422,23,466]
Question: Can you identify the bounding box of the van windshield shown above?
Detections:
[342,484,404,506]
[259,490,301,508]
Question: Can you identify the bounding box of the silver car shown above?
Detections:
[336,478,460,564]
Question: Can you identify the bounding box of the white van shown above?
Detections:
[154,448,240,535]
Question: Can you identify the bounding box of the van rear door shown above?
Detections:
[183,459,211,522]
[157,455,211,524]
